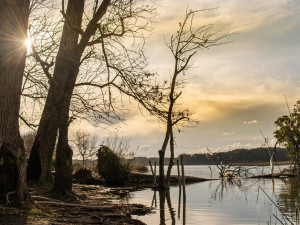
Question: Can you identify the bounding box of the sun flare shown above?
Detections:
[25,38,32,52]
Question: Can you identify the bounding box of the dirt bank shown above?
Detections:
[0,184,151,225]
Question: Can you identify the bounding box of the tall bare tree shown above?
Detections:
[146,9,231,189]
[26,0,156,196]
[0,0,31,203]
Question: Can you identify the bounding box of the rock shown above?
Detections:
[73,168,102,185]
[97,146,129,186]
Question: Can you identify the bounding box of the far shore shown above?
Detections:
[231,161,292,166]
[159,161,292,167]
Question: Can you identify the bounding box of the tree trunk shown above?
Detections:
[159,125,171,190]
[53,92,74,196]
[82,155,85,165]
[27,96,59,183]
[166,129,174,188]
[270,154,274,175]
[51,0,85,196]
[27,0,85,184]
[0,0,30,203]
[158,150,166,189]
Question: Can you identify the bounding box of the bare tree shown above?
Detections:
[22,131,36,158]
[71,130,98,165]
[259,129,282,175]
[25,0,157,196]
[102,132,136,170]
[0,0,31,203]
[206,149,250,179]
[146,9,231,189]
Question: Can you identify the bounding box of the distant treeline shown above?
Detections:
[133,147,291,165]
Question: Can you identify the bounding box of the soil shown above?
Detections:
[0,184,151,225]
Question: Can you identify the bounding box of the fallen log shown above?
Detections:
[250,172,297,178]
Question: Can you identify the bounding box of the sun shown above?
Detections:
[25,37,32,52]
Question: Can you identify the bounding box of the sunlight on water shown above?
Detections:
[127,166,298,225]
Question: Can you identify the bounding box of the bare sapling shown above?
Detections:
[141,8,231,189]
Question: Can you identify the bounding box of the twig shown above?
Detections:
[273,214,285,225]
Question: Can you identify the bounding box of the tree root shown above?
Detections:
[31,195,62,202]
[50,188,79,201]
[5,191,15,205]
[34,200,148,214]
[34,201,121,210]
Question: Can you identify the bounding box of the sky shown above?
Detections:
[97,0,300,157]
[25,0,300,158]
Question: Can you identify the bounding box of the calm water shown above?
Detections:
[125,165,300,225]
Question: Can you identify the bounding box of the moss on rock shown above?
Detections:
[97,146,129,186]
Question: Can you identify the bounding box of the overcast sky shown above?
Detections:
[83,0,300,157]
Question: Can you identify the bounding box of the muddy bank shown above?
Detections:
[127,172,211,188]
[0,184,151,225]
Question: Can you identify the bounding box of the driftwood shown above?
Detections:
[206,148,254,179]
[250,172,297,178]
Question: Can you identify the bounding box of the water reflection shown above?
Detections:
[125,166,300,224]
[156,187,185,225]
[151,190,157,208]
[277,177,300,223]
[210,178,260,203]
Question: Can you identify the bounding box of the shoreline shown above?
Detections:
[158,161,292,166]
[0,183,151,225]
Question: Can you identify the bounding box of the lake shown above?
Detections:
[125,165,300,225]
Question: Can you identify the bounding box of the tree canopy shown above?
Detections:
[274,100,300,166]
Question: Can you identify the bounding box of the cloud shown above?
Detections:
[66,0,300,158]
[222,132,235,136]
[223,142,256,151]
[139,144,151,152]
[243,120,258,125]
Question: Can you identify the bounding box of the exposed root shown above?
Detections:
[50,188,79,201]
[1,183,151,224]
[31,195,62,202]
[5,191,15,205]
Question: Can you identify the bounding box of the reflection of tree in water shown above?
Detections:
[210,179,260,202]
[277,177,300,223]
[158,190,176,225]
[150,188,186,225]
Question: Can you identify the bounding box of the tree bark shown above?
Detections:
[0,0,30,203]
